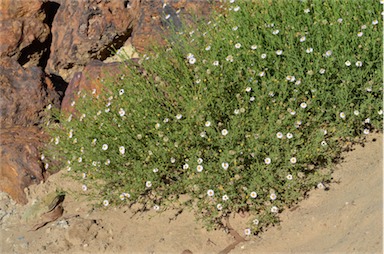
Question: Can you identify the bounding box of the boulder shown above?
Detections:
[45,0,139,82]
[0,57,59,128]
[0,127,48,204]
[61,59,130,113]
[0,0,51,67]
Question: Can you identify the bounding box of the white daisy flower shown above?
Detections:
[290,157,297,164]
[207,189,214,197]
[222,162,229,170]
[197,165,204,172]
[250,191,257,198]
[264,157,271,165]
[221,129,228,136]
[271,206,279,213]
[119,146,125,155]
[146,181,152,188]
[103,200,109,206]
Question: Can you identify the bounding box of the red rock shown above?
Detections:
[131,0,219,53]
[0,127,48,204]
[61,60,130,113]
[46,0,139,82]
[0,0,50,65]
[0,57,59,128]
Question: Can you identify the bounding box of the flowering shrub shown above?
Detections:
[43,0,382,236]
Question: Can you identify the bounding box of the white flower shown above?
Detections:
[105,159,110,165]
[200,131,206,138]
[270,193,277,201]
[222,162,229,170]
[317,182,325,189]
[357,32,363,37]
[300,102,307,109]
[232,26,238,31]
[286,133,293,139]
[102,144,108,151]
[345,61,351,66]
[119,193,125,200]
[233,6,240,11]
[339,112,346,119]
[378,110,383,115]
[103,200,109,206]
[197,158,203,164]
[363,129,370,135]
[82,185,87,191]
[205,121,211,127]
[337,18,343,23]
[196,165,204,172]
[44,163,49,170]
[276,132,283,139]
[146,181,152,188]
[372,20,378,25]
[261,53,267,59]
[286,174,293,180]
[213,60,219,66]
[119,146,125,155]
[154,205,160,211]
[234,109,240,115]
[235,43,241,49]
[54,136,60,145]
[244,228,251,236]
[221,129,228,136]
[253,219,259,225]
[119,89,124,95]
[300,36,306,42]
[275,50,283,55]
[170,157,176,163]
[153,168,159,173]
[306,48,313,53]
[355,61,363,67]
[324,50,332,57]
[207,189,214,197]
[319,68,326,74]
[92,89,97,94]
[245,87,252,92]
[364,118,370,124]
[188,57,196,64]
[290,157,297,164]
[119,108,125,117]
[226,55,234,62]
[217,204,223,211]
[155,123,161,129]
[205,45,211,51]
[250,191,257,198]
[354,110,359,116]
[176,114,182,120]
[304,8,310,13]
[183,163,189,170]
[251,45,257,50]
[163,118,169,123]
[222,195,229,201]
[272,29,279,35]
[47,104,52,110]
[259,71,265,77]
[271,206,279,213]
[78,157,82,163]
[40,154,45,161]
[321,141,328,146]
[264,157,271,165]
[250,96,255,102]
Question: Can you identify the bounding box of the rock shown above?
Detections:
[0,57,59,128]
[61,60,131,113]
[46,0,139,82]
[0,0,52,67]
[0,127,48,204]
[131,0,218,53]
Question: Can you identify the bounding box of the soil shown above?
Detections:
[0,133,382,254]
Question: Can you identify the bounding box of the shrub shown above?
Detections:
[43,0,382,236]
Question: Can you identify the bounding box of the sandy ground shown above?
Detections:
[0,132,382,254]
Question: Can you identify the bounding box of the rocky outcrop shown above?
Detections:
[0,127,48,204]
[0,0,53,67]
[45,0,139,82]
[0,57,59,128]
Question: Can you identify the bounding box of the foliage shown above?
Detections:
[43,0,383,236]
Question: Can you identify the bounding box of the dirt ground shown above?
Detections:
[0,132,382,254]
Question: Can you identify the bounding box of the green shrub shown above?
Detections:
[43,0,382,236]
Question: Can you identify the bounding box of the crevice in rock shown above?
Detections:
[96,28,133,61]
[48,73,68,105]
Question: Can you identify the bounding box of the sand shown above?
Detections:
[0,132,382,254]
